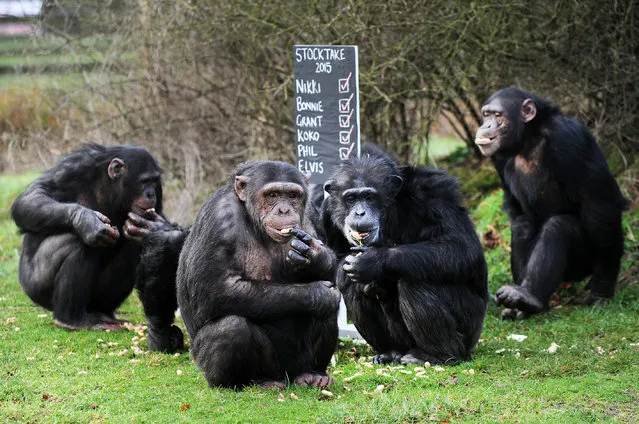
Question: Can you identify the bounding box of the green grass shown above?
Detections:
[0,35,132,92]
[0,172,638,423]
[0,36,114,56]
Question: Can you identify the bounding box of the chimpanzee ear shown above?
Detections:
[234,175,250,202]
[521,98,537,123]
[390,174,403,197]
[107,158,126,180]
[323,180,335,196]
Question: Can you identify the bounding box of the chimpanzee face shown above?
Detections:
[234,162,308,244]
[325,155,403,248]
[257,182,305,243]
[475,94,537,157]
[475,98,512,156]
[324,179,384,247]
[340,186,382,247]
[131,171,161,215]
[107,155,162,219]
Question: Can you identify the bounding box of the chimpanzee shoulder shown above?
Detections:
[398,166,463,207]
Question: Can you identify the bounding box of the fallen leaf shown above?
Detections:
[343,371,365,382]
[320,390,334,397]
[547,343,560,353]
[507,334,528,342]
[482,225,501,249]
[180,404,190,411]
[89,403,98,409]
[42,393,50,400]
[439,377,460,387]
[290,393,300,401]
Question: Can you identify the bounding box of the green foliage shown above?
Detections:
[0,173,637,423]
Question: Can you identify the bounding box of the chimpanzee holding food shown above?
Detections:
[11,144,175,331]
[475,88,628,319]
[176,160,340,389]
[320,145,489,365]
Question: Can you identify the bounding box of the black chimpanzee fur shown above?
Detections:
[320,146,489,365]
[176,160,340,389]
[11,144,174,331]
[476,88,629,319]
[135,225,189,352]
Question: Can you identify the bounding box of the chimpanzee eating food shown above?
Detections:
[476,88,628,319]
[11,144,173,331]
[176,160,340,389]
[320,145,489,365]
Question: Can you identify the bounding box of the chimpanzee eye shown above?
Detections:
[268,192,279,199]
[344,193,356,204]
[495,112,502,117]
[288,192,298,200]
[482,111,490,118]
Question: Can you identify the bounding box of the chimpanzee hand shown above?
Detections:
[72,207,120,247]
[285,228,330,268]
[124,209,170,243]
[310,281,341,319]
[343,246,385,283]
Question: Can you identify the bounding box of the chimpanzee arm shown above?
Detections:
[11,179,119,246]
[12,179,84,232]
[136,225,189,352]
[346,201,485,286]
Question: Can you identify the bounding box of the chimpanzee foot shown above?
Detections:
[256,380,286,390]
[148,325,185,353]
[372,350,403,365]
[54,318,123,332]
[401,349,459,365]
[495,285,544,314]
[576,292,612,306]
[95,313,129,326]
[500,308,529,320]
[293,373,334,388]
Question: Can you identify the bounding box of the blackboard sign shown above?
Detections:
[293,45,360,184]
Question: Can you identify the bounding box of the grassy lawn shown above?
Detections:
[0,173,637,423]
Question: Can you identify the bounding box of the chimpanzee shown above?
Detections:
[176,160,341,389]
[11,144,173,331]
[135,225,189,352]
[320,146,489,365]
[475,88,629,319]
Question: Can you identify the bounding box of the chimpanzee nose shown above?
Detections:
[278,205,291,214]
[355,209,365,217]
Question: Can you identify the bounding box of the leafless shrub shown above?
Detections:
[3,0,637,219]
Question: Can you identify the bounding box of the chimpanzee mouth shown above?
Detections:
[130,205,152,217]
[475,136,496,146]
[266,225,297,243]
[347,229,378,246]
